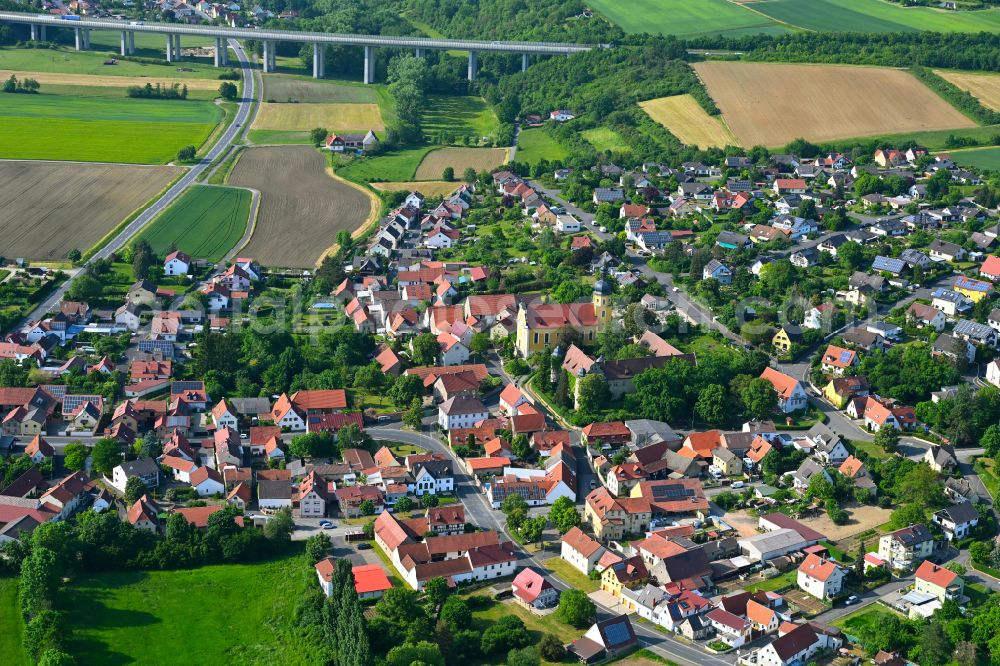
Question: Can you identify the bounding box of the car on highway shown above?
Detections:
[357,543,372,550]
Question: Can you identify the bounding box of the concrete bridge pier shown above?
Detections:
[363,45,374,84]
[415,47,425,57]
[128,31,135,55]
[522,53,528,71]
[30,23,45,41]
[312,43,325,78]
[83,28,90,49]
[262,40,276,72]
[214,37,224,66]
[120,30,128,56]
[467,50,477,81]
[74,26,82,50]
[166,34,174,62]
[173,34,182,60]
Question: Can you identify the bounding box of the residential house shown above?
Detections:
[511,567,560,610]
[772,325,802,354]
[561,526,608,575]
[797,554,845,600]
[760,367,808,413]
[110,457,160,494]
[568,615,638,664]
[914,560,964,602]
[877,524,935,571]
[932,502,979,541]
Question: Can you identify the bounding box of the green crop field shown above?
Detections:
[137,185,251,261]
[0,46,221,78]
[952,147,1000,171]
[61,553,329,665]
[515,127,570,164]
[422,95,500,142]
[0,87,221,163]
[582,126,631,153]
[0,578,29,666]
[753,0,1000,32]
[587,0,789,36]
[335,145,433,182]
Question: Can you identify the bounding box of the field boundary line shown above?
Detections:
[80,168,187,262]
[724,0,813,32]
[227,185,261,262]
[317,164,381,267]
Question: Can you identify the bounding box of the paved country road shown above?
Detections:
[20,38,258,326]
[369,425,735,665]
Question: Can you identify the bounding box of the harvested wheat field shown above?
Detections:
[228,146,374,268]
[935,69,1000,112]
[0,160,181,261]
[253,103,384,132]
[414,147,508,180]
[694,61,975,147]
[371,181,459,196]
[639,94,738,148]
[0,70,222,90]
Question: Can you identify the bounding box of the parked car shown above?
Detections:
[731,481,745,489]
[357,543,372,550]
[318,520,333,528]
[844,595,859,606]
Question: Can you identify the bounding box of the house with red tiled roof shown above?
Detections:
[797,553,845,600]
[582,421,631,447]
[127,495,160,532]
[914,560,964,602]
[863,397,916,432]
[820,345,858,376]
[760,367,808,413]
[270,393,305,431]
[560,526,607,575]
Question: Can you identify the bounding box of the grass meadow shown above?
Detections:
[335,146,434,182]
[952,147,1000,171]
[0,46,221,78]
[137,185,251,261]
[60,552,330,666]
[422,95,500,142]
[582,126,631,153]
[515,127,569,164]
[0,578,29,666]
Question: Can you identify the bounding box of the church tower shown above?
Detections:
[593,276,612,329]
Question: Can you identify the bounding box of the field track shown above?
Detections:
[639,94,738,149]
[0,70,222,90]
[414,147,508,180]
[935,70,1000,112]
[0,161,181,261]
[694,61,974,147]
[228,146,374,268]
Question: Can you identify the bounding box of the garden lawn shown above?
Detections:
[542,554,600,593]
[0,88,221,163]
[587,0,788,36]
[975,457,1000,499]
[335,146,433,183]
[832,606,905,631]
[61,553,328,666]
[0,578,29,666]
[422,95,499,142]
[469,591,580,643]
[515,127,569,164]
[749,569,797,592]
[137,185,251,261]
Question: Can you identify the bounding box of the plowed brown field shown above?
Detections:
[228,146,374,268]
[0,160,181,261]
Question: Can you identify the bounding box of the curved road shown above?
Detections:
[22,38,257,325]
[370,425,733,666]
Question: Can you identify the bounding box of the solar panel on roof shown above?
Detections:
[839,351,853,363]
[603,621,631,647]
[63,394,101,412]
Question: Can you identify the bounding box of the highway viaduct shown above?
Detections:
[0,10,597,82]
